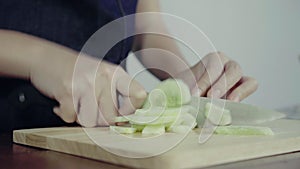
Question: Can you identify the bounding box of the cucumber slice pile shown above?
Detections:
[110,78,274,136]
[111,79,196,135]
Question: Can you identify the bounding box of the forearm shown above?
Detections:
[133,0,189,80]
[134,31,189,80]
[0,29,77,80]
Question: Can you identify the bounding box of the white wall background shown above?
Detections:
[127,0,300,110]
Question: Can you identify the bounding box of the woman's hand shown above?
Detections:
[0,30,147,127]
[30,48,147,127]
[177,52,258,102]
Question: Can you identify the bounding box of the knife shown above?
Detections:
[189,97,288,143]
[190,96,286,126]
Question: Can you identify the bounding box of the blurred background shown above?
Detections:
[127,0,300,110]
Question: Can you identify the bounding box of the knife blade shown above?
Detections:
[189,97,286,126]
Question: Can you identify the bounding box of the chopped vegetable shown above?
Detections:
[110,126,137,134]
[142,79,191,108]
[135,106,190,117]
[142,125,165,135]
[131,124,145,132]
[214,125,274,136]
[169,125,192,134]
[204,102,232,126]
[110,78,274,137]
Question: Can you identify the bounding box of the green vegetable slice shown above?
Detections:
[131,124,145,132]
[142,125,166,135]
[135,106,190,117]
[143,79,191,108]
[205,102,232,126]
[112,79,198,135]
[169,125,192,134]
[214,125,274,136]
[110,126,137,134]
[129,116,177,125]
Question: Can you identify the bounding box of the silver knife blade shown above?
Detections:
[190,97,286,126]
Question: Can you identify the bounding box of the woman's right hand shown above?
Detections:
[30,49,147,127]
[0,30,147,127]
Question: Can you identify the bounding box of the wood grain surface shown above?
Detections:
[13,119,300,169]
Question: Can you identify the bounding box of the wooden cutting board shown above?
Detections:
[13,119,300,169]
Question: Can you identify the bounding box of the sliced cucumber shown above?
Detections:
[131,124,145,132]
[169,125,192,134]
[204,102,232,126]
[111,79,202,135]
[129,116,178,125]
[142,125,165,135]
[135,106,190,117]
[110,126,137,134]
[114,114,134,123]
[214,125,274,136]
[143,79,191,108]
[167,112,196,132]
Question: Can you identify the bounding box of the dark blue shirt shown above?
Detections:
[0,0,138,131]
[0,0,137,63]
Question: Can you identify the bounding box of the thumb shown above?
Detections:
[116,72,147,116]
[175,61,205,95]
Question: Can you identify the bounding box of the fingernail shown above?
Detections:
[211,89,221,98]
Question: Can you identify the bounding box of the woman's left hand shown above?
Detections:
[177,52,258,102]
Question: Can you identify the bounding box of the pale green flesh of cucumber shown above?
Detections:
[131,124,145,132]
[111,78,273,136]
[204,102,232,126]
[142,79,191,108]
[169,125,192,134]
[214,125,274,136]
[110,126,137,134]
[142,125,165,135]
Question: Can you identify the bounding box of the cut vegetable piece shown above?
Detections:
[115,106,192,126]
[131,124,145,132]
[214,125,274,136]
[142,125,165,135]
[180,112,197,127]
[143,89,167,109]
[167,110,197,132]
[129,116,177,125]
[169,125,192,134]
[205,102,232,126]
[142,79,191,108]
[135,106,190,117]
[130,106,193,125]
[110,126,137,134]
[114,114,137,123]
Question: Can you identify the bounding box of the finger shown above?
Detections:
[197,60,225,97]
[77,90,98,127]
[207,60,243,98]
[116,71,147,99]
[176,61,205,90]
[53,98,76,123]
[97,82,118,126]
[118,97,143,116]
[116,72,147,113]
[227,76,258,102]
